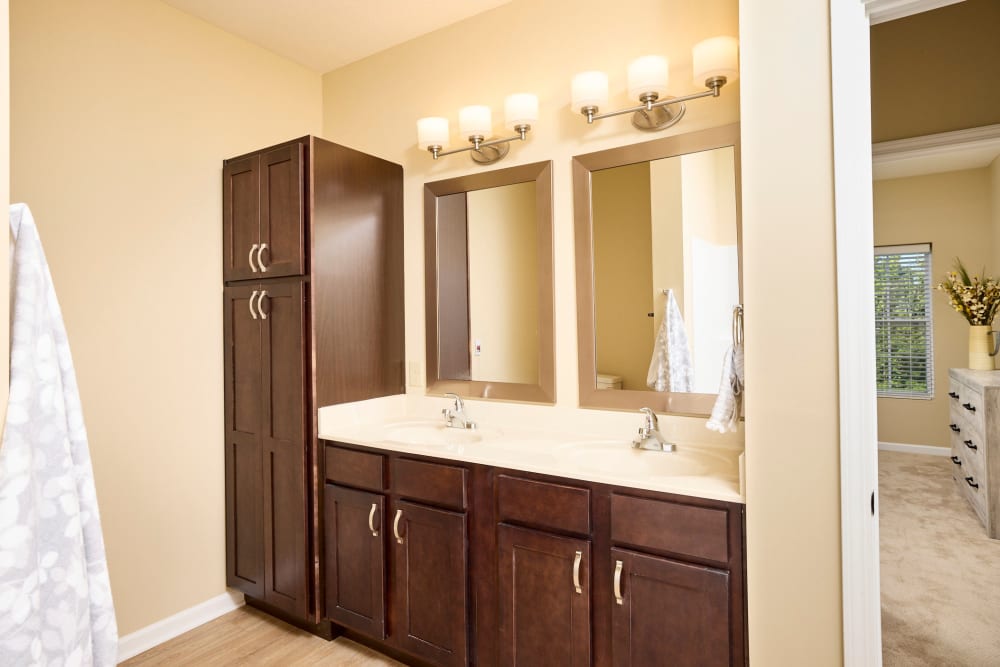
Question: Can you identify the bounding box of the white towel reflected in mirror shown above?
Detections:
[646,289,694,392]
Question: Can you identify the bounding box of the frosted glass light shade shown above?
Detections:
[571,71,609,111]
[417,117,449,150]
[627,55,669,100]
[459,105,492,137]
[693,36,739,86]
[504,93,538,130]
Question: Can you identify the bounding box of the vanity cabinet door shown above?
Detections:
[611,548,731,667]
[223,155,261,282]
[391,500,468,667]
[497,524,591,667]
[325,484,386,639]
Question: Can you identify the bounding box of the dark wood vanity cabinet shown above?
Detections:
[223,137,404,627]
[322,442,747,667]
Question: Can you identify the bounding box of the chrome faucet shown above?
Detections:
[442,393,477,430]
[632,407,675,452]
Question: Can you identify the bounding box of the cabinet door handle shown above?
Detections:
[393,509,404,544]
[613,560,624,606]
[257,291,268,320]
[257,243,268,273]
[963,402,976,413]
[248,290,259,320]
[964,439,978,450]
[573,551,583,595]
[951,456,961,465]
[368,503,379,537]
[965,476,979,490]
[948,392,959,399]
[249,243,259,272]
[950,424,961,433]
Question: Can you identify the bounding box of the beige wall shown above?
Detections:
[592,162,653,390]
[874,169,994,448]
[466,182,539,384]
[650,156,686,330]
[0,0,8,422]
[993,156,1000,277]
[870,0,1000,142]
[10,0,322,635]
[739,0,843,663]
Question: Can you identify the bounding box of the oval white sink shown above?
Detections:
[380,420,496,448]
[556,441,733,478]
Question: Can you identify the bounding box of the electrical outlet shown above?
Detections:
[408,361,423,386]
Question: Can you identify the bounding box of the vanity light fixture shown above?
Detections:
[417,93,538,165]
[572,36,738,132]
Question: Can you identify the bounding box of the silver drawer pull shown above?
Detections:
[248,290,259,320]
[257,291,268,320]
[368,503,379,537]
[249,243,259,272]
[257,243,268,272]
[573,551,583,594]
[393,509,404,544]
[613,560,623,605]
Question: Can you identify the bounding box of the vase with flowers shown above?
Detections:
[937,259,1000,370]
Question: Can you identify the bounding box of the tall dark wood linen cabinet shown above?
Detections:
[222,136,404,627]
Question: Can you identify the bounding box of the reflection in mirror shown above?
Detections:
[573,123,741,416]
[425,161,554,403]
[437,182,539,384]
[592,146,739,394]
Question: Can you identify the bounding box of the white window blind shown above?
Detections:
[874,244,934,399]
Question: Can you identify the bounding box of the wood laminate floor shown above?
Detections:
[122,606,404,666]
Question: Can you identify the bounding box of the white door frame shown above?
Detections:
[834,1,967,664]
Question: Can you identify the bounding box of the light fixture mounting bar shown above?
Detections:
[428,125,530,162]
[582,77,726,124]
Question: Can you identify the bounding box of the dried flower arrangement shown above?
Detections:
[936,259,1000,326]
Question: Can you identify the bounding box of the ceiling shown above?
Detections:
[162,0,513,73]
[872,124,1000,180]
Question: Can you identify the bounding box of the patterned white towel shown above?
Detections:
[0,204,118,666]
[706,343,744,433]
[646,290,694,392]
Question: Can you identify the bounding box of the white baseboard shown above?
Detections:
[878,441,950,456]
[117,590,245,663]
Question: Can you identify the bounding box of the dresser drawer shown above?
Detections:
[951,380,985,435]
[325,444,386,491]
[392,458,467,510]
[496,475,591,536]
[611,493,729,565]
[954,470,987,525]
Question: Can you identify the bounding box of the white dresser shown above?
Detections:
[948,368,1000,538]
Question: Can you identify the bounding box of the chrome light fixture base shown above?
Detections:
[470,141,510,164]
[631,94,686,132]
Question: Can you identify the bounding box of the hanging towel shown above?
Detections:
[0,204,118,665]
[706,343,744,433]
[646,290,694,392]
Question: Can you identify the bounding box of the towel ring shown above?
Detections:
[732,305,744,347]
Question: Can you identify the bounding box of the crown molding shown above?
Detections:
[872,124,1000,180]
[864,0,966,24]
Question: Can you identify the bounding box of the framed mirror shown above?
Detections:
[573,124,741,416]
[425,161,554,403]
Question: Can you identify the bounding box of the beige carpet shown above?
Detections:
[880,451,1000,666]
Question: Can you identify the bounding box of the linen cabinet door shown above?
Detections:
[259,143,305,278]
[259,280,309,618]
[325,484,386,639]
[223,155,261,282]
[391,500,468,667]
[223,284,264,598]
[497,524,592,667]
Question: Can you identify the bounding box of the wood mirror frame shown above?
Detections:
[573,124,742,416]
[424,160,555,403]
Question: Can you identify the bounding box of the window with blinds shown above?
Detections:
[874,244,934,399]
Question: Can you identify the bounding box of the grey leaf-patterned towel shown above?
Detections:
[0,204,118,666]
[646,289,694,392]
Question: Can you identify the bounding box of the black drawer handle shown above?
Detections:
[951,456,962,465]
[964,440,978,450]
[950,424,961,432]
[949,392,959,399]
[965,476,979,490]
[963,402,976,413]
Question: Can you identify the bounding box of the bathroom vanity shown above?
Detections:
[317,397,747,667]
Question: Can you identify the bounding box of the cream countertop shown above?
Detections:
[318,394,745,504]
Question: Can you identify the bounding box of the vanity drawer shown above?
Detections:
[611,493,729,565]
[392,458,467,511]
[325,444,385,491]
[496,475,591,536]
